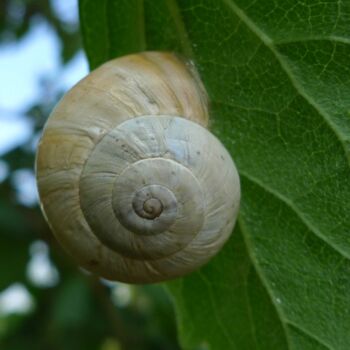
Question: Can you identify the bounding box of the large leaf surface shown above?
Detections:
[79,1,350,349]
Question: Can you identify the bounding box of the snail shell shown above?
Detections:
[36,52,240,283]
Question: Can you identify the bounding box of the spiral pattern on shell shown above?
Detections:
[36,52,240,283]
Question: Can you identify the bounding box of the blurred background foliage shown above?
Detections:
[0,1,180,349]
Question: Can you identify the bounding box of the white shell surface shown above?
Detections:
[36,52,240,283]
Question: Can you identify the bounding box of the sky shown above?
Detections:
[0,0,88,155]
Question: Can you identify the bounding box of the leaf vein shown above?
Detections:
[223,0,350,169]
[240,171,350,260]
[274,35,350,45]
[167,0,195,58]
[238,217,293,349]
[197,271,237,349]
[287,321,333,350]
[244,265,260,349]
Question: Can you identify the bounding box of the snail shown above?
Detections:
[35,52,240,284]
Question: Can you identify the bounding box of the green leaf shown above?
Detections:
[79,1,350,349]
[79,0,147,69]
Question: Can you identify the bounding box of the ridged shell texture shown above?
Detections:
[36,52,240,283]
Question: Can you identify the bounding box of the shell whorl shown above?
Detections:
[36,52,240,283]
